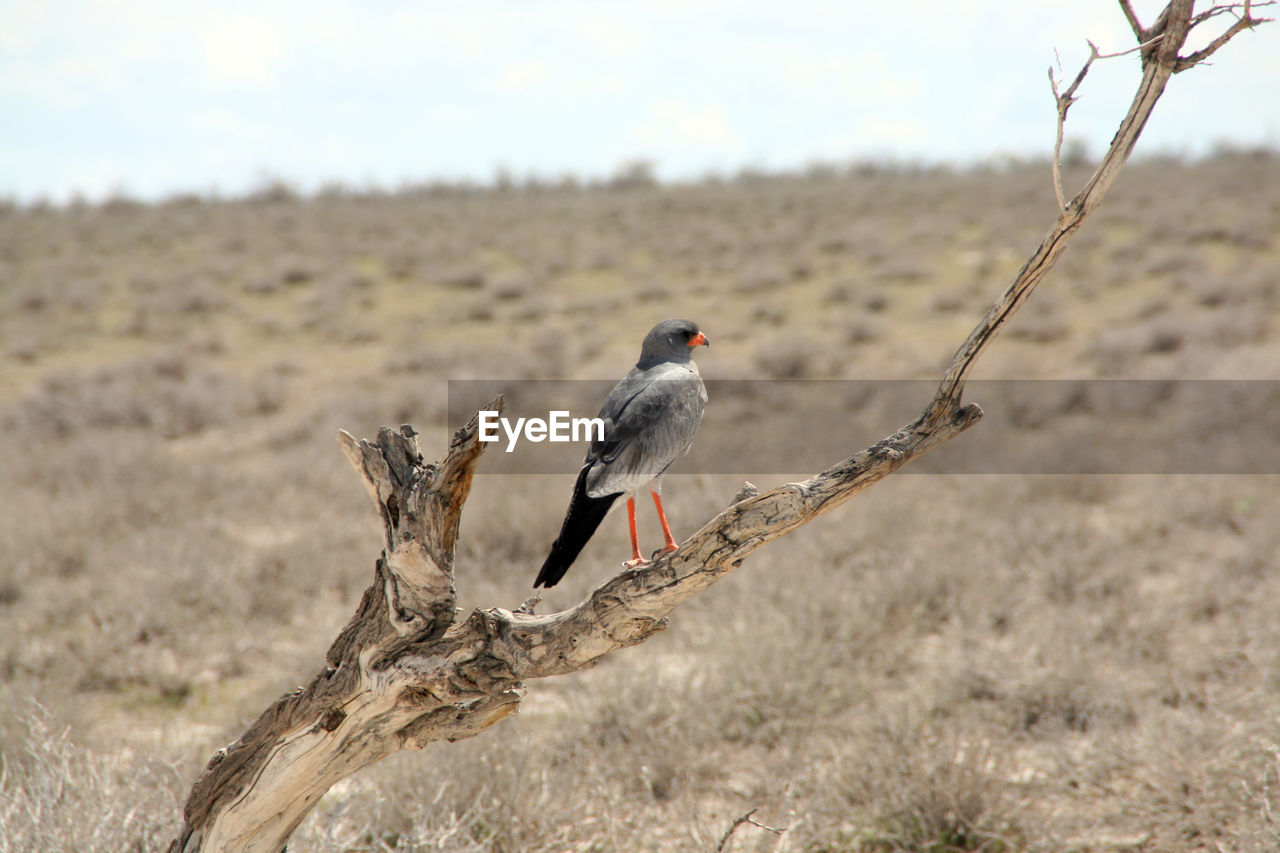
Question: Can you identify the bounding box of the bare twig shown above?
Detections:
[1049,41,1098,212]
[1190,0,1275,25]
[714,808,786,853]
[1059,0,1273,193]
[941,0,1204,400]
[1191,2,1248,26]
[1119,0,1146,39]
[1049,34,1162,212]
[1177,0,1274,70]
[1097,34,1168,59]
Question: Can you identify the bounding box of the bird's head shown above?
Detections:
[638,319,709,366]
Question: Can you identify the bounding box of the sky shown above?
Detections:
[3,0,1277,203]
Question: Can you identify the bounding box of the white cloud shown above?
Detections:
[198,11,283,90]
[186,107,258,136]
[2,0,1276,200]
[575,16,649,58]
[632,101,740,153]
[858,118,928,149]
[787,52,924,107]
[501,61,550,92]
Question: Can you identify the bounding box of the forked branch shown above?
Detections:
[1048,35,1158,212]
[1177,0,1273,69]
[715,807,787,853]
[166,3,1269,850]
[1039,0,1271,341]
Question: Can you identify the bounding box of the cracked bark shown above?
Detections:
[165,4,1267,850]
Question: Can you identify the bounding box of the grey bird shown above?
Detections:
[533,319,709,588]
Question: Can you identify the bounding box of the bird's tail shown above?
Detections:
[534,466,619,588]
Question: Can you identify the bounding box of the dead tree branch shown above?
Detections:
[714,807,786,853]
[1177,0,1273,70]
[1048,35,1159,212]
[942,0,1269,403]
[1119,0,1147,40]
[1049,41,1097,213]
[166,3,1268,850]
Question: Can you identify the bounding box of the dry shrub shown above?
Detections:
[871,258,933,285]
[844,316,883,346]
[489,271,534,301]
[0,705,182,852]
[441,265,488,290]
[1,153,1279,851]
[383,247,421,279]
[833,718,1026,853]
[754,339,822,379]
[7,351,283,438]
[733,263,787,294]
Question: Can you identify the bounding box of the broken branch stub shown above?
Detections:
[169,401,517,853]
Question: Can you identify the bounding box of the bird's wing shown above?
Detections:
[584,362,706,498]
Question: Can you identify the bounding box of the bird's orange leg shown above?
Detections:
[651,490,679,555]
[622,496,648,568]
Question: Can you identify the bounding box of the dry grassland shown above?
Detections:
[1,153,1279,851]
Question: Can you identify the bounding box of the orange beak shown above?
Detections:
[688,331,709,348]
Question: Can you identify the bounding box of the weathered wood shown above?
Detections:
[166,5,1268,849]
[940,0,1189,403]
[169,406,522,853]
[470,397,982,682]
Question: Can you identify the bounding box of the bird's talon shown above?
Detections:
[622,557,650,569]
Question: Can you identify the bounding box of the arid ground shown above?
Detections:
[2,152,1278,851]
